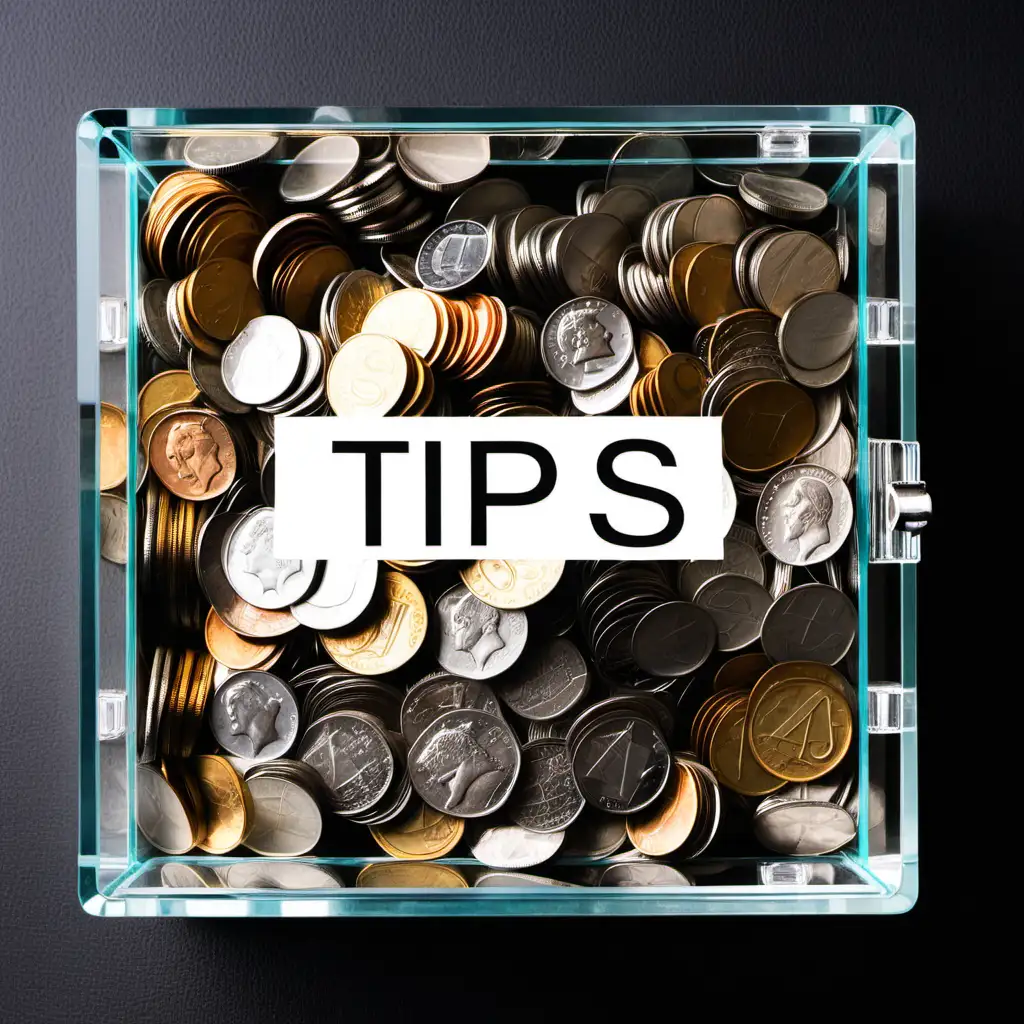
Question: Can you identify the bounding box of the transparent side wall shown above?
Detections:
[77,106,917,915]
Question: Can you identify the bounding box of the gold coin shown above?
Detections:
[355,862,468,888]
[138,371,201,425]
[327,333,410,417]
[361,288,440,360]
[149,409,237,500]
[708,698,786,796]
[204,607,278,670]
[195,754,253,854]
[668,241,712,320]
[636,330,672,373]
[652,353,707,415]
[721,379,816,472]
[626,761,700,856]
[185,256,264,342]
[460,559,565,609]
[99,402,128,491]
[320,571,427,675]
[369,801,465,860]
[714,652,772,692]
[280,244,353,328]
[684,242,745,327]
[330,269,395,349]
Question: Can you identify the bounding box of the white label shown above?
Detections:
[274,416,726,561]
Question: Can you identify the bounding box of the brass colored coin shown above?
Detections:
[355,862,468,888]
[708,698,786,796]
[331,269,395,348]
[204,606,278,670]
[652,353,707,415]
[361,288,441,360]
[320,571,428,675]
[185,257,264,342]
[714,652,772,692]
[722,379,816,472]
[327,333,410,417]
[280,245,354,328]
[626,762,700,856]
[149,409,237,501]
[636,330,672,373]
[181,651,215,758]
[460,559,565,610]
[194,754,253,854]
[752,230,840,317]
[369,801,465,860]
[668,241,712,320]
[99,403,128,492]
[138,371,201,425]
[684,242,745,327]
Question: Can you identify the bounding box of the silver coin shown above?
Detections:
[222,861,344,889]
[279,135,361,202]
[779,290,858,371]
[560,809,628,858]
[555,213,631,300]
[466,822,564,868]
[760,583,857,665]
[221,315,303,406]
[757,464,854,567]
[780,344,854,390]
[409,708,521,818]
[693,573,772,651]
[474,871,579,887]
[445,177,530,223]
[435,584,528,680]
[183,133,279,174]
[139,278,183,365]
[541,297,633,391]
[244,775,322,856]
[507,740,585,833]
[795,421,854,481]
[289,559,378,631]
[599,862,692,886]
[396,133,490,192]
[100,493,129,564]
[798,386,842,457]
[750,231,840,317]
[630,601,717,676]
[606,134,694,203]
[738,172,828,221]
[401,676,502,747]
[223,507,319,610]
[298,711,395,815]
[497,637,589,721]
[678,535,765,600]
[186,349,251,416]
[753,800,856,855]
[571,349,639,414]
[593,184,659,241]
[136,764,194,855]
[209,670,300,762]
[415,219,490,292]
[159,863,221,888]
[379,248,420,288]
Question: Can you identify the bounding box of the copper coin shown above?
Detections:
[149,409,237,501]
[194,754,254,854]
[684,242,745,327]
[708,698,787,796]
[185,256,264,342]
[204,606,279,671]
[99,402,128,491]
[668,241,712,319]
[636,329,672,373]
[626,761,700,856]
[652,353,708,415]
[722,379,816,472]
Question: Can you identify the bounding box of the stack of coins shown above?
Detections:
[326,333,436,417]
[468,379,557,416]
[319,269,395,352]
[617,243,688,327]
[629,351,708,415]
[139,646,216,762]
[241,759,324,856]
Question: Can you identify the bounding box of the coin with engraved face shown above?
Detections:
[541,297,633,391]
[435,585,528,680]
[210,670,300,762]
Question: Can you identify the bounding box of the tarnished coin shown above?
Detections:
[757,464,854,566]
[279,135,361,202]
[751,231,839,317]
[693,573,773,652]
[507,740,585,833]
[100,493,128,564]
[183,133,278,174]
[753,800,856,855]
[209,670,300,762]
[221,315,304,405]
[541,297,633,391]
[779,290,858,371]
[435,584,528,680]
[409,708,521,818]
[396,133,490,193]
[136,764,195,854]
[244,775,322,856]
[722,379,816,472]
[630,601,716,676]
[626,762,700,856]
[289,559,378,631]
[599,862,692,886]
[460,559,565,610]
[606,134,694,203]
[370,800,464,860]
[760,583,857,665]
[466,822,564,868]
[356,862,468,888]
[445,177,530,223]
[739,172,828,221]
[194,754,253,854]
[416,219,490,292]
[150,409,237,501]
[99,402,128,492]
[496,637,589,721]
[556,213,631,300]
[401,676,502,747]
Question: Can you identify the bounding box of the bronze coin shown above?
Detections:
[99,402,128,492]
[149,409,237,501]
[684,242,745,327]
[722,379,816,472]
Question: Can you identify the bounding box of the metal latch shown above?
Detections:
[99,295,127,353]
[98,690,126,741]
[869,439,930,562]
[758,124,810,162]
[867,682,914,734]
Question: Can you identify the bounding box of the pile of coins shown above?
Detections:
[119,130,867,884]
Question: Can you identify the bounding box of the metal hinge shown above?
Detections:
[869,439,930,563]
[867,682,915,734]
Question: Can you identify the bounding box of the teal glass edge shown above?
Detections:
[77,105,917,915]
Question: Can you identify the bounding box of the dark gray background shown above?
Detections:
[0,0,1009,1018]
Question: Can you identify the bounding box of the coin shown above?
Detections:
[636,329,671,372]
[416,219,490,292]
[714,652,772,691]
[355,863,468,888]
[465,822,564,868]
[561,809,628,858]
[756,464,854,566]
[496,637,589,721]
[606,134,694,203]
[289,559,378,631]
[707,699,785,796]
[722,379,816,472]
[651,352,707,414]
[320,571,428,675]
[693,573,773,652]
[409,708,521,817]
[474,872,580,888]
[556,213,631,300]
[137,763,195,854]
[599,862,692,886]
[325,269,394,350]
[204,607,277,670]
[507,740,585,833]
[435,584,528,680]
[446,177,530,223]
[630,601,716,676]
[99,493,129,564]
[326,333,411,416]
[209,670,300,762]
[149,409,237,501]
[244,774,322,856]
[684,243,745,326]
[370,801,464,860]
[753,800,856,855]
[541,297,633,391]
[194,754,253,854]
[138,370,200,425]
[626,762,700,856]
[360,287,440,360]
[280,135,361,202]
[460,559,565,610]
[593,184,659,241]
[186,257,264,342]
[739,172,828,221]
[401,675,502,747]
[396,134,490,193]
[760,583,857,665]
[751,231,839,317]
[221,315,304,405]
[183,133,278,174]
[223,861,343,889]
[795,421,854,481]
[99,402,128,491]
[779,290,858,371]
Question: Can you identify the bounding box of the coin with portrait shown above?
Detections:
[149,408,237,501]
[541,296,633,391]
[209,670,300,762]
[435,584,528,680]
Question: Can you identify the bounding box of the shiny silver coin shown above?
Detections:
[279,135,361,202]
[435,584,528,680]
[244,775,322,856]
[221,315,304,406]
[401,675,502,747]
[753,800,856,855]
[606,134,694,203]
[136,764,194,855]
[757,464,854,567]
[560,809,628,858]
[223,506,319,610]
[693,573,772,651]
[222,861,344,889]
[555,213,631,300]
[139,278,184,365]
[497,637,589,721]
[474,871,579,887]
[738,172,828,221]
[760,582,857,665]
[209,670,300,762]
[541,296,633,391]
[571,349,639,414]
[183,133,279,174]
[100,493,128,565]
[630,601,716,677]
[445,177,530,223]
[379,248,420,289]
[779,289,858,371]
[396,133,490,193]
[289,559,378,631]
[599,862,692,886]
[409,708,521,818]
[507,740,585,833]
[415,219,490,292]
[258,328,324,414]
[795,421,854,481]
[466,822,564,868]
